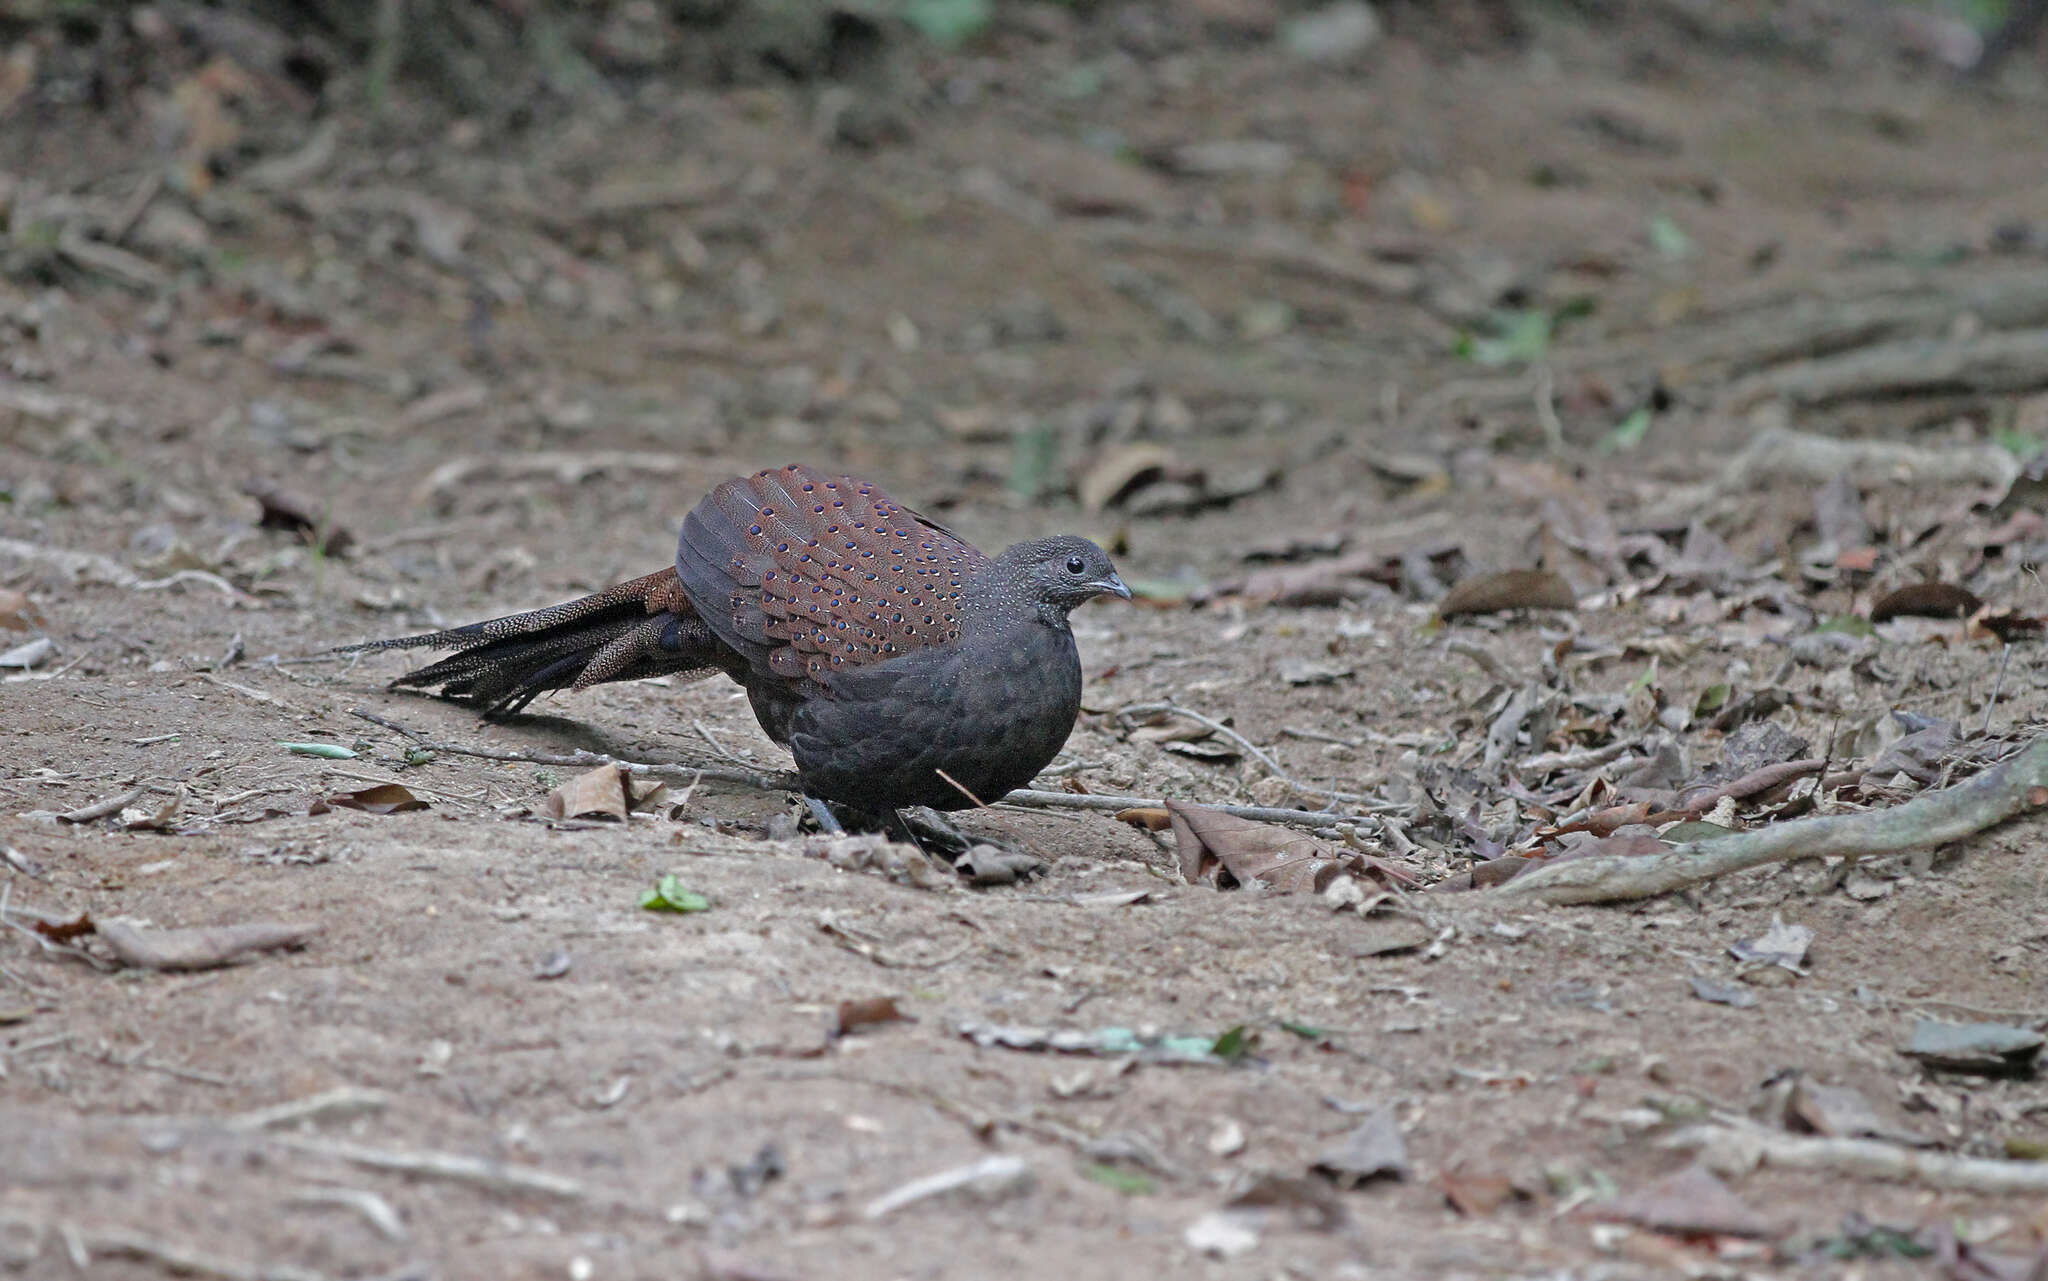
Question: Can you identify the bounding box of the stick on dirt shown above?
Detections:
[408,736,1377,830]
[1489,735,2048,905]
[268,1134,587,1200]
[1665,1117,2048,1194]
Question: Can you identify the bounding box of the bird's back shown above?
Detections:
[674,464,993,692]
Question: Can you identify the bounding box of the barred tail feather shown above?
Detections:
[340,568,727,716]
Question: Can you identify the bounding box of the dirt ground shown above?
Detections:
[5,4,2048,1278]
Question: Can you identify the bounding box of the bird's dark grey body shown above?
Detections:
[346,464,1127,821]
[768,603,1083,811]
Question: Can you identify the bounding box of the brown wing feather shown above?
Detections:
[674,464,991,690]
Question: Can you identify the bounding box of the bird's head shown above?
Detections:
[995,535,1132,618]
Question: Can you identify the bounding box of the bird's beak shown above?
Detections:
[1092,573,1134,601]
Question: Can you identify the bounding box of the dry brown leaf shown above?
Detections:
[168,56,264,194]
[98,918,317,971]
[1547,832,1669,862]
[544,764,633,821]
[1312,1106,1409,1187]
[0,42,37,118]
[1241,530,1348,563]
[244,481,354,557]
[1161,739,1243,764]
[1437,569,1576,618]
[834,996,914,1036]
[1870,582,1981,622]
[1664,520,1744,589]
[1224,1174,1346,1230]
[0,588,41,632]
[32,913,93,942]
[1785,1078,1929,1146]
[1345,916,1432,957]
[120,787,186,832]
[1592,1164,1775,1238]
[1113,806,1171,832]
[323,783,429,815]
[1812,471,1873,555]
[1223,549,1400,607]
[1969,606,2047,643]
[1128,714,1216,744]
[1439,1169,1530,1217]
[1539,802,1654,838]
[1166,801,1355,892]
[1078,444,1174,511]
[1925,1227,2048,1281]
[1467,854,1533,888]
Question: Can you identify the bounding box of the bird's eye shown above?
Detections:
[1066,555,1087,575]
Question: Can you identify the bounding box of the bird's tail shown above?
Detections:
[340,568,728,716]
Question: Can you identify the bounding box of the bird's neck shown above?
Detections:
[963,591,1069,633]
[963,561,1069,632]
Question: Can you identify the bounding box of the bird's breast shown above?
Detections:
[785,618,1083,810]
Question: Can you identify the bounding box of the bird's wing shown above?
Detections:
[675,464,993,688]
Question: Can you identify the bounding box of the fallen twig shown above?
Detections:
[421,740,798,792]
[57,786,148,824]
[1725,327,2048,411]
[410,450,703,507]
[1444,639,1516,686]
[419,737,1375,830]
[0,888,113,970]
[0,539,247,596]
[1081,220,1422,303]
[818,915,974,969]
[1001,789,1367,830]
[70,1226,329,1281]
[1490,735,2048,904]
[1673,757,1827,813]
[862,1155,1033,1221]
[285,1185,408,1242]
[226,1086,390,1131]
[267,1134,586,1200]
[1664,1115,2048,1194]
[98,918,317,971]
[1115,701,1393,808]
[349,707,429,741]
[1712,426,2017,494]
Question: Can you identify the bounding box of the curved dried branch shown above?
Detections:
[1488,736,2048,905]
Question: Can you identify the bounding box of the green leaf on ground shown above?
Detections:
[1599,407,1653,453]
[1456,309,1551,368]
[640,875,710,914]
[1993,428,2044,458]
[1210,1024,1255,1061]
[1082,1164,1156,1195]
[1648,213,1694,259]
[281,742,357,759]
[903,0,991,46]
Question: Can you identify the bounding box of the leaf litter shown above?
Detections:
[12,9,2048,1276]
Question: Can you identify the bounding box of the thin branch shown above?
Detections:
[1444,639,1516,686]
[411,737,1376,830]
[1984,643,2014,735]
[348,707,428,741]
[1000,789,1364,831]
[71,1227,330,1281]
[690,718,753,766]
[56,786,147,824]
[1663,1115,2048,1194]
[419,740,800,792]
[267,1134,586,1200]
[1489,735,2048,904]
[1115,701,1394,808]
